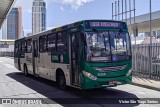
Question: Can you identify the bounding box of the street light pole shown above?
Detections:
[133,0,136,45]
[112,3,114,20]
[149,0,152,78]
[122,0,124,21]
[150,0,152,45]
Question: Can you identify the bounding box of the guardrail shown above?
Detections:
[132,44,160,80]
[0,52,14,57]
[0,43,14,57]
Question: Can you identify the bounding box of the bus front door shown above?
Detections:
[70,32,81,86]
[33,40,39,76]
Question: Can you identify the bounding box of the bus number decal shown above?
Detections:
[98,73,106,76]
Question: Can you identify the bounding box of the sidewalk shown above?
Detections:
[132,76,160,91]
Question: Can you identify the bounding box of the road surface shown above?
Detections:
[0,57,160,107]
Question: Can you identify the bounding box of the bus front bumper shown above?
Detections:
[81,73,132,89]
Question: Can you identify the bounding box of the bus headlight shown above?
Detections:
[82,71,97,80]
[126,69,132,76]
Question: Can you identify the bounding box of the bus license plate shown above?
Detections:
[109,81,117,85]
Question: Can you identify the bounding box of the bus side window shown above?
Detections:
[15,42,19,53]
[18,42,21,53]
[21,40,26,53]
[47,33,56,52]
[26,39,32,53]
[57,31,68,52]
[39,35,47,53]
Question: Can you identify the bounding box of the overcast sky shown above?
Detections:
[0,0,160,38]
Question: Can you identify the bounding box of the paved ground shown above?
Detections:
[132,76,160,91]
[0,57,160,107]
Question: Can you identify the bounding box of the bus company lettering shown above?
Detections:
[52,56,58,61]
[12,99,42,104]
[90,22,119,27]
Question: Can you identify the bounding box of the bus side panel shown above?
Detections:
[50,52,71,86]
[20,57,26,72]
[25,52,33,74]
[14,58,19,70]
[54,63,71,86]
[37,51,44,77]
[37,52,71,86]
[38,53,52,80]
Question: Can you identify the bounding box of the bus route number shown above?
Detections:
[98,73,106,76]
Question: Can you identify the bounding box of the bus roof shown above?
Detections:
[16,20,127,40]
[35,19,126,33]
[50,19,126,32]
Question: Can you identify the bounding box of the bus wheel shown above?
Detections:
[57,73,66,90]
[24,65,28,77]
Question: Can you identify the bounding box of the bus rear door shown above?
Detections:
[32,40,39,76]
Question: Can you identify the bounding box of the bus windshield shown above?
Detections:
[85,31,131,62]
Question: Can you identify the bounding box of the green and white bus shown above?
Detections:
[14,20,132,89]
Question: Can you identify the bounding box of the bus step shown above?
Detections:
[71,85,81,89]
[34,74,39,78]
[73,83,81,87]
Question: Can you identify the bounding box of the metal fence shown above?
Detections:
[132,43,160,80]
[0,42,14,57]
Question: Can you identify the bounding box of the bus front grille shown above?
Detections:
[94,65,127,72]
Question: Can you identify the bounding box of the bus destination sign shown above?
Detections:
[90,22,119,28]
[85,21,125,29]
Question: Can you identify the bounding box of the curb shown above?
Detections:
[132,82,160,91]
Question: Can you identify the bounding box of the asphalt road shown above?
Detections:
[0,57,160,107]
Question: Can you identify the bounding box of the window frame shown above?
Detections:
[56,31,68,53]
[39,35,47,53]
[21,40,26,53]
[26,39,32,53]
[15,41,19,54]
[47,33,56,52]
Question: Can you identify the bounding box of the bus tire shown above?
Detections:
[57,71,66,90]
[24,64,28,77]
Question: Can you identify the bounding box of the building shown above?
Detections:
[2,7,23,40]
[27,33,32,37]
[0,0,16,28]
[32,0,46,34]
[0,39,15,57]
[126,10,160,38]
[2,21,7,39]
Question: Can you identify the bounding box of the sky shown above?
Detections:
[0,0,160,38]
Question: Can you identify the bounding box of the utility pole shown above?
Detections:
[118,0,120,20]
[149,0,152,78]
[122,0,124,21]
[115,1,117,20]
[129,0,132,36]
[125,0,127,23]
[133,0,136,45]
[112,3,114,20]
[150,0,152,45]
